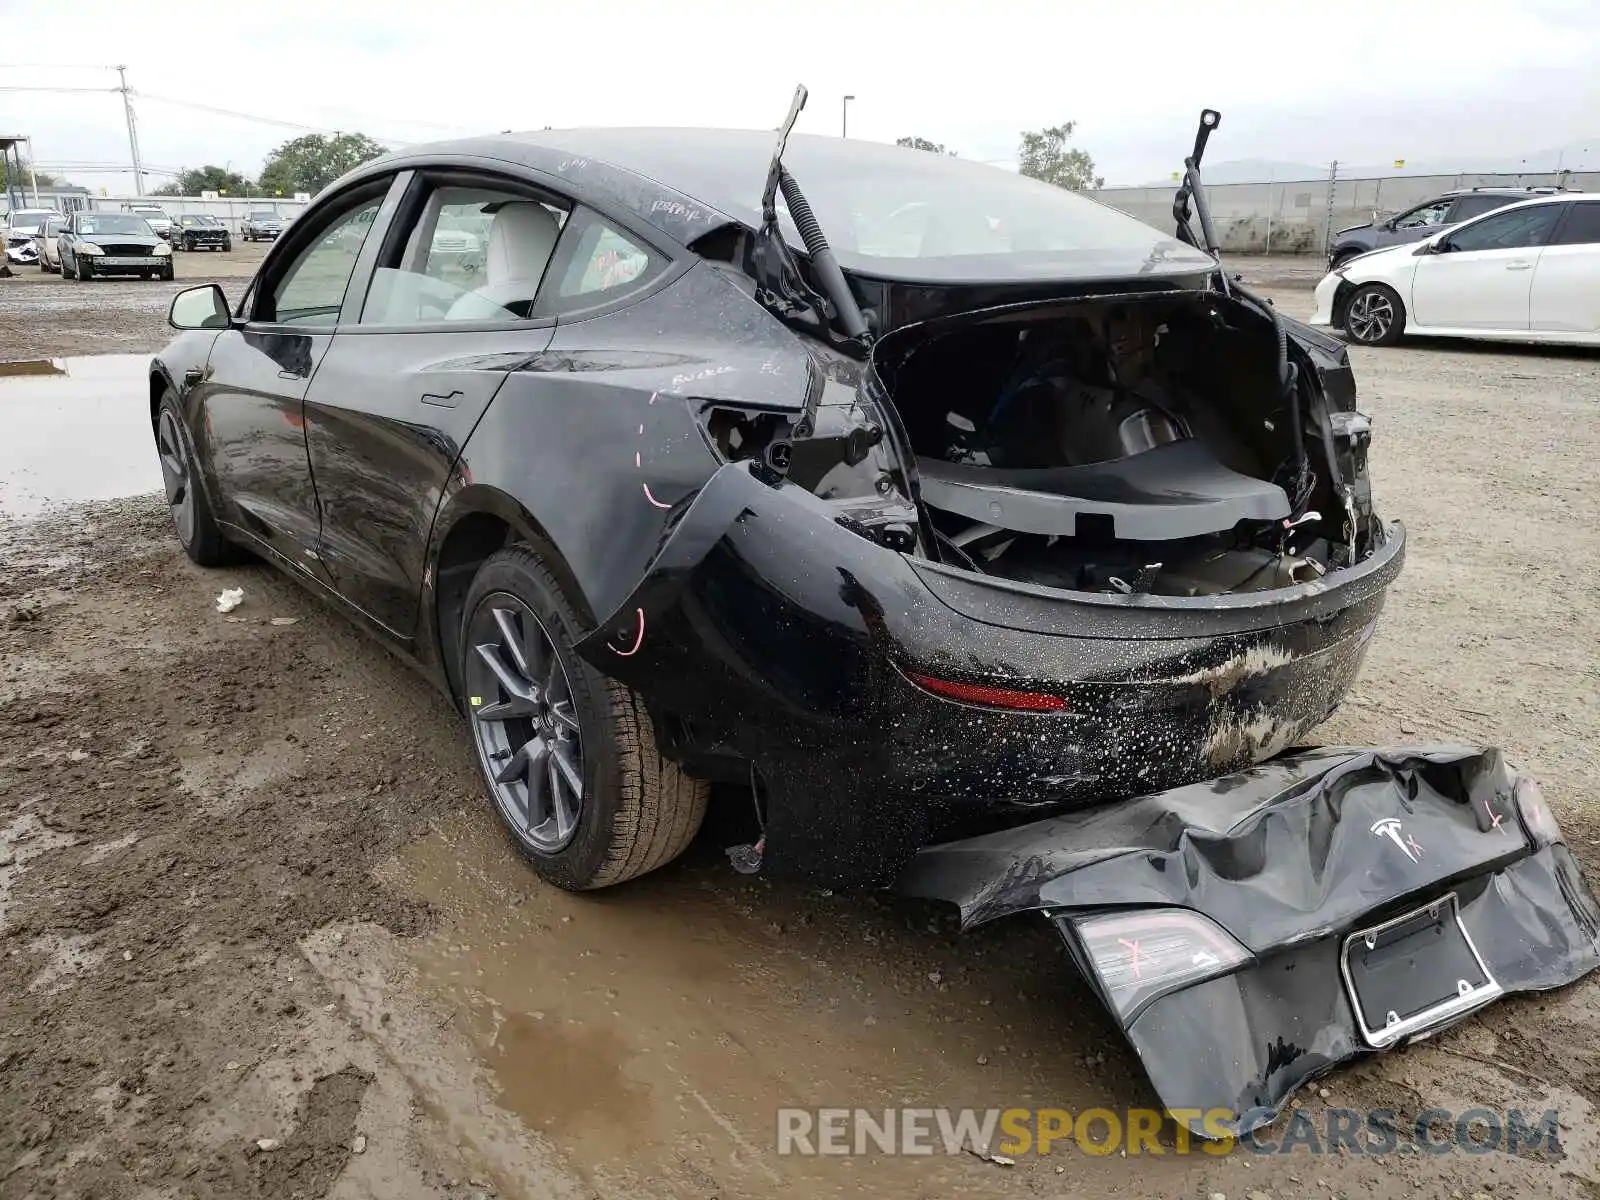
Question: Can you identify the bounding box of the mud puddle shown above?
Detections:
[0,353,161,517]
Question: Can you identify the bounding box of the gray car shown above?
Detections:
[1327,186,1574,268]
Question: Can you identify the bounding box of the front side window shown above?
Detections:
[1446,205,1560,253]
[268,197,384,326]
[1394,200,1452,230]
[1552,203,1600,246]
[361,184,568,325]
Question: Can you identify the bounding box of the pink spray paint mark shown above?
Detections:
[642,482,671,509]
[611,607,646,657]
[1118,937,1144,981]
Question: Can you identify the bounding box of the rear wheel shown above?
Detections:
[1341,282,1406,346]
[155,391,249,566]
[460,546,707,891]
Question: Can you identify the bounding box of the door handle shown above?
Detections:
[421,389,463,408]
[1506,260,1533,271]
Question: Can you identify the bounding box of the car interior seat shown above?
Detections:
[446,202,562,320]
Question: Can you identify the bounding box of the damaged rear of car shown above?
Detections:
[576,96,1402,886]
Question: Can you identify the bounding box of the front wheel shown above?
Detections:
[161,265,175,282]
[155,391,249,566]
[1341,282,1406,346]
[78,258,92,281]
[460,546,708,891]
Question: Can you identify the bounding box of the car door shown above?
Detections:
[1529,202,1600,335]
[194,175,403,576]
[1408,203,1562,331]
[301,172,570,640]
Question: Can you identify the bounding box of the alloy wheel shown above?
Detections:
[155,409,196,545]
[466,594,585,853]
[1346,290,1395,344]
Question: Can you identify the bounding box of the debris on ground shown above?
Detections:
[215,587,245,613]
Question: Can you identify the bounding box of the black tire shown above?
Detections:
[161,266,175,282]
[1340,282,1406,346]
[61,255,75,280]
[78,258,93,281]
[1329,248,1362,271]
[154,390,249,567]
[460,545,707,891]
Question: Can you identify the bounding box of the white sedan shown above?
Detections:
[1310,194,1600,347]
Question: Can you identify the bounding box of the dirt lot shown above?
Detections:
[2,257,1599,1200]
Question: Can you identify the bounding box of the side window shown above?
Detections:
[1446,205,1560,253]
[1394,200,1452,230]
[1447,195,1508,223]
[536,210,667,317]
[361,184,569,325]
[1551,203,1600,247]
[267,198,384,326]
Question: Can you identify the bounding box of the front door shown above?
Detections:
[197,181,396,575]
[1409,203,1561,331]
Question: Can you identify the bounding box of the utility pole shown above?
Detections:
[842,95,854,138]
[116,64,145,196]
[1323,160,1338,259]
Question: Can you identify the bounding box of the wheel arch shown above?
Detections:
[426,484,597,707]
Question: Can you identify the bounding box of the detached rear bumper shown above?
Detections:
[897,746,1600,1137]
[578,463,1404,885]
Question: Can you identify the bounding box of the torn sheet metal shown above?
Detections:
[896,745,1600,1137]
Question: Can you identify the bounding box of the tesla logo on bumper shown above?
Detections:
[1371,817,1425,863]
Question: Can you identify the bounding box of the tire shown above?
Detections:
[460,545,707,891]
[161,266,175,282]
[1329,248,1362,271]
[1341,282,1406,346]
[154,390,249,567]
[61,255,75,280]
[78,258,92,281]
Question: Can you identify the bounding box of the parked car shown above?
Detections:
[122,202,174,240]
[36,213,67,272]
[241,210,285,241]
[1311,193,1600,346]
[1326,186,1573,269]
[58,210,173,280]
[149,109,1401,895]
[3,207,60,265]
[172,213,232,252]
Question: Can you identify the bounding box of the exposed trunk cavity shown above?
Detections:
[871,290,1381,598]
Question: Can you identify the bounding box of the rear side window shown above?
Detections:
[1448,194,1514,222]
[1394,199,1451,230]
[535,209,667,317]
[1552,203,1600,246]
[1447,205,1560,253]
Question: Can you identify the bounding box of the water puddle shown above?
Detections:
[0,354,163,517]
[365,809,1196,1198]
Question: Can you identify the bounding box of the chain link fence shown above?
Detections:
[1089,169,1600,256]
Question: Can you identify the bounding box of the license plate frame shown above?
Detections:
[101,256,163,267]
[1340,892,1501,1049]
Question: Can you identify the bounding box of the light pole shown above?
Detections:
[842,95,854,138]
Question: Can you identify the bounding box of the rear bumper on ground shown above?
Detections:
[897,745,1600,1136]
[577,462,1404,885]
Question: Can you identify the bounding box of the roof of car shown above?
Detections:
[1443,186,1581,197]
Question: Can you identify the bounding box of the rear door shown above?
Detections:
[1529,202,1600,335]
[301,171,570,641]
[1408,203,1561,330]
[195,176,401,575]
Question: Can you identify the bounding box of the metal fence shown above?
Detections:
[1088,170,1600,255]
[81,194,310,234]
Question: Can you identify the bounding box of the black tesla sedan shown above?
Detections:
[149,98,1402,890]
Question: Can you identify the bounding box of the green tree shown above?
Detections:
[896,135,956,156]
[161,165,256,196]
[1017,122,1104,191]
[256,133,387,197]
[0,155,60,189]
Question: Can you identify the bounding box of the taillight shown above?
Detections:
[1066,909,1252,1023]
[903,669,1069,712]
[1514,776,1563,847]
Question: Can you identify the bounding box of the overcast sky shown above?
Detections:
[4,0,1599,196]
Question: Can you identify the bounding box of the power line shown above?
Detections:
[0,85,119,94]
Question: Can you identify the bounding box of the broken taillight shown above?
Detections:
[1066,909,1252,1023]
[903,670,1069,712]
[1514,776,1563,848]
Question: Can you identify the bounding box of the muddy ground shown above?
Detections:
[2,258,1599,1200]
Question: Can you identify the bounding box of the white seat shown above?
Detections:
[445,202,561,320]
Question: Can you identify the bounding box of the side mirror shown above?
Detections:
[169,284,232,330]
